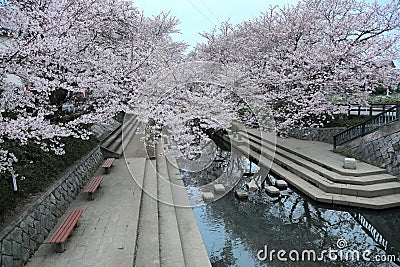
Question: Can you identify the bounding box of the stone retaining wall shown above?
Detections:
[287,127,347,144]
[336,121,400,176]
[0,147,103,267]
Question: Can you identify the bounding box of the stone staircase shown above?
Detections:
[91,119,121,141]
[132,143,211,267]
[100,114,142,158]
[226,129,400,209]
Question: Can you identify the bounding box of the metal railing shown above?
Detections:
[333,103,400,149]
[348,103,398,117]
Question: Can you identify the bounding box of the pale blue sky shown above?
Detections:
[133,0,296,51]
[134,0,397,62]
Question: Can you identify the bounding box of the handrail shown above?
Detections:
[333,103,400,149]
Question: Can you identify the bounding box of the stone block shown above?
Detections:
[29,239,37,253]
[45,216,55,232]
[1,239,12,256]
[343,158,356,169]
[49,193,57,205]
[235,189,248,199]
[213,184,226,194]
[41,227,49,239]
[42,197,51,208]
[21,247,29,262]
[265,186,280,196]
[61,183,69,191]
[13,259,22,267]
[36,234,44,244]
[275,180,288,190]
[32,210,41,221]
[19,222,29,235]
[52,207,63,217]
[28,226,37,237]
[67,187,75,197]
[202,192,214,202]
[54,189,61,201]
[12,241,21,259]
[25,216,35,228]
[2,255,13,267]
[65,195,73,204]
[33,220,41,234]
[39,204,46,214]
[10,229,22,244]
[21,233,30,250]
[245,180,258,192]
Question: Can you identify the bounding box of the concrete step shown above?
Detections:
[134,159,160,266]
[237,145,400,209]
[116,120,142,156]
[101,115,135,149]
[101,115,141,158]
[108,116,137,152]
[165,152,212,267]
[156,144,186,267]
[125,157,146,266]
[242,134,400,194]
[91,119,121,141]
[243,133,397,186]
[244,129,387,177]
[236,134,400,197]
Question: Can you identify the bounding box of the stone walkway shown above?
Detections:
[26,133,210,267]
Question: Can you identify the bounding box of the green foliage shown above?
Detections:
[372,85,388,96]
[237,107,249,115]
[0,136,98,226]
[327,95,346,103]
[322,115,369,128]
[114,111,125,123]
[368,95,400,104]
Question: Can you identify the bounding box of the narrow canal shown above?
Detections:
[178,138,400,267]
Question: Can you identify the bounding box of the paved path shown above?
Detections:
[26,132,210,267]
[26,156,145,267]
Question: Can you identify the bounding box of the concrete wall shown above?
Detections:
[336,121,400,176]
[287,127,347,144]
[0,147,103,267]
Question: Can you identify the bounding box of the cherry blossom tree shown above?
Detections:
[193,0,400,130]
[0,0,186,177]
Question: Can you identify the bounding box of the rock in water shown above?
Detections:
[245,180,258,192]
[213,184,226,194]
[202,192,215,202]
[275,180,288,190]
[235,189,249,199]
[265,186,280,196]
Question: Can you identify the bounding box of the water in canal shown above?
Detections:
[178,139,400,267]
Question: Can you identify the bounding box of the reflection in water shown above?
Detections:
[180,147,400,267]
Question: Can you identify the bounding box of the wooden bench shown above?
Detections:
[102,158,115,174]
[84,176,104,200]
[47,210,84,252]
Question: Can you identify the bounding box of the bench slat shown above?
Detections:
[48,212,76,243]
[51,211,82,243]
[48,210,83,243]
[101,158,115,168]
[48,210,81,243]
[84,176,104,193]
